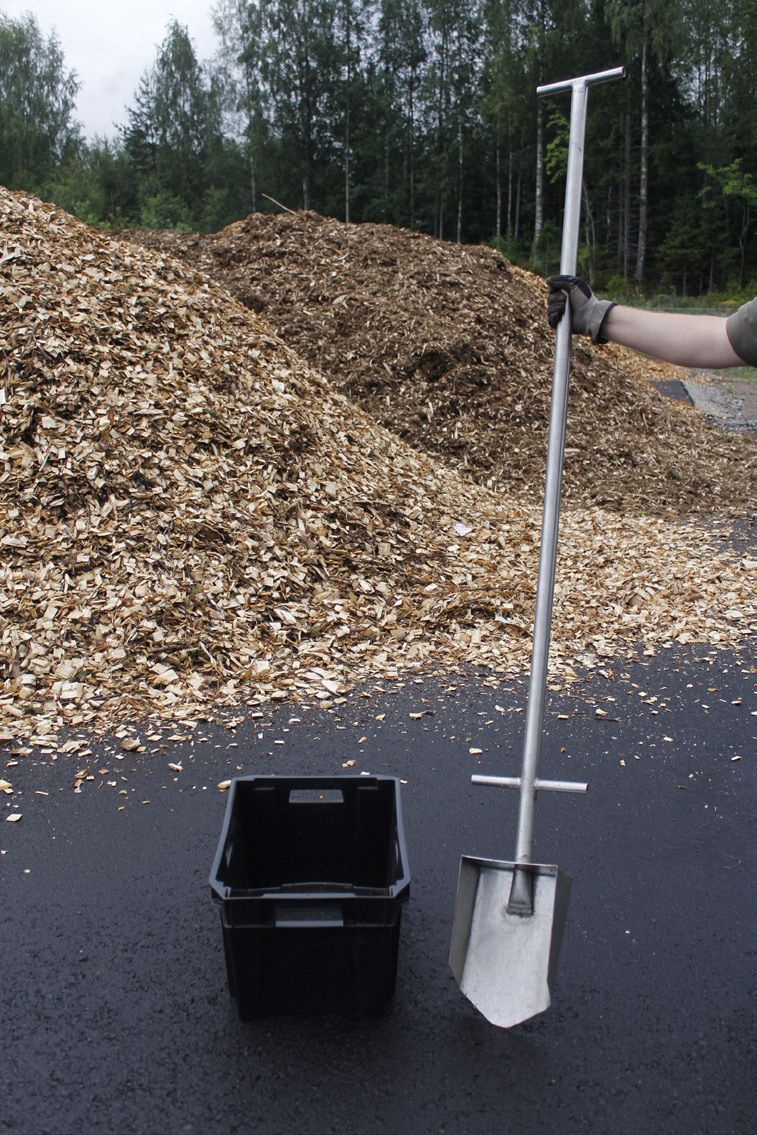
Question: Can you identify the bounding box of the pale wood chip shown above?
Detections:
[0,188,753,749]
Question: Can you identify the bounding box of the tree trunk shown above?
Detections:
[532,96,544,255]
[385,120,391,221]
[507,127,513,240]
[495,129,501,239]
[514,162,522,244]
[344,2,351,224]
[408,70,416,228]
[623,100,631,278]
[436,28,447,242]
[635,34,649,282]
[583,184,595,286]
[457,114,463,243]
[345,103,350,223]
[738,213,748,287]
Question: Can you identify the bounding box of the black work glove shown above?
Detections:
[546,275,616,343]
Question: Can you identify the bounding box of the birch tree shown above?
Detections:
[376,0,427,225]
[0,12,81,189]
[608,0,683,281]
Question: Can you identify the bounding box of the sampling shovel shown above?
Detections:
[449,67,625,1029]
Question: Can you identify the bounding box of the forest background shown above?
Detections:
[1,0,755,296]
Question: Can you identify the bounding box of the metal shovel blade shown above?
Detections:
[449,856,572,1028]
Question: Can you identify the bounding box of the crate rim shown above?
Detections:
[208,773,411,904]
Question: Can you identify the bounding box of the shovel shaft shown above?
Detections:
[514,68,624,867]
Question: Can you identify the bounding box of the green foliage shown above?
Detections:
[486,234,508,255]
[0,12,81,189]
[2,2,756,291]
[199,186,231,233]
[545,110,569,184]
[600,274,644,301]
[139,189,194,230]
[699,160,757,207]
[529,218,561,276]
[118,20,227,227]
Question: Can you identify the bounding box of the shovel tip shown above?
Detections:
[450,856,573,1029]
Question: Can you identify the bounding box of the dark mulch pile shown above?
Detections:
[125,212,755,518]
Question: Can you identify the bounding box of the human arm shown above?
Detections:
[600,305,743,368]
[546,275,751,369]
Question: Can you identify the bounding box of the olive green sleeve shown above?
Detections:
[726,297,757,366]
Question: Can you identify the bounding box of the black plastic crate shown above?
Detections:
[209,775,411,1018]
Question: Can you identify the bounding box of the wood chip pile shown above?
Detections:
[128,211,755,517]
[1,188,754,745]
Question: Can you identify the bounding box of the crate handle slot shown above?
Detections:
[288,788,344,804]
[274,904,344,928]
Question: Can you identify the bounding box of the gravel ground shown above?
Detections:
[682,373,757,436]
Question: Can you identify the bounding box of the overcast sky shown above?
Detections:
[2,1,220,141]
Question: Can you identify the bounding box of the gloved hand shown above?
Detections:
[546,275,616,343]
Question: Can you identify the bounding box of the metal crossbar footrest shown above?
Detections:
[471,774,588,794]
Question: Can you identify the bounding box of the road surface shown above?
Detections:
[2,638,755,1135]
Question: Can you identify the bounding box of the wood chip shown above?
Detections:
[1,188,754,748]
[127,211,756,519]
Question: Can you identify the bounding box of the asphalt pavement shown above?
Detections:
[2,635,755,1135]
